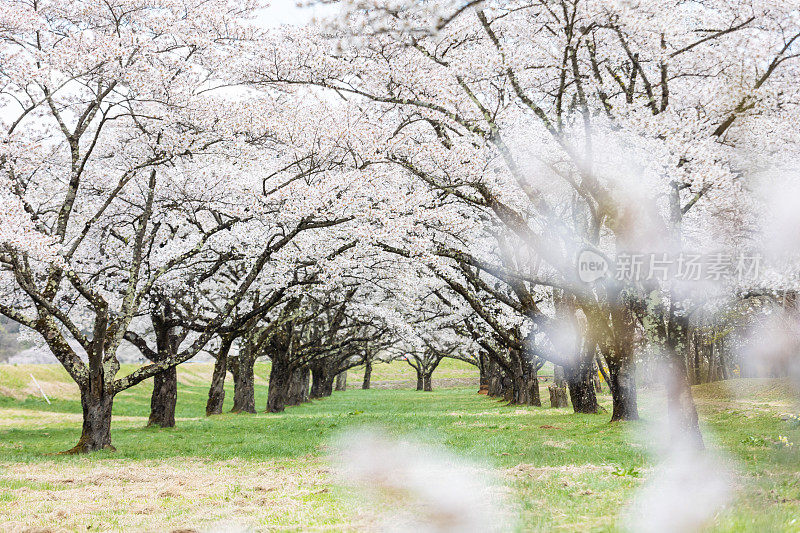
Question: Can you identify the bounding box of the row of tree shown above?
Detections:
[1,0,798,454]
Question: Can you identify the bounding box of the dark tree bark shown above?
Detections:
[231,356,256,413]
[595,296,640,422]
[422,373,433,391]
[362,360,372,389]
[335,370,347,391]
[135,301,187,428]
[486,357,507,397]
[666,357,705,449]
[607,356,639,421]
[286,366,310,406]
[566,367,599,414]
[408,351,443,393]
[548,384,569,408]
[564,349,600,414]
[478,352,489,388]
[267,354,291,413]
[507,350,540,406]
[206,336,233,416]
[228,334,258,414]
[691,330,702,385]
[65,388,115,454]
[309,361,335,398]
[148,367,177,427]
[509,370,540,405]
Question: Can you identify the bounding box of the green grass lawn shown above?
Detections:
[0,363,798,531]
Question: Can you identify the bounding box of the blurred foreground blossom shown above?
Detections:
[739,307,800,390]
[625,446,734,533]
[331,429,513,532]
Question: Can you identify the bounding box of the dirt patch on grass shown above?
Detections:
[505,463,616,480]
[542,439,573,449]
[0,457,353,532]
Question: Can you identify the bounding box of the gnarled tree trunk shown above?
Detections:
[206,336,233,416]
[145,301,187,428]
[65,387,115,454]
[231,356,256,413]
[362,360,372,389]
[286,366,310,406]
[607,356,639,421]
[148,366,177,427]
[486,358,507,397]
[508,350,540,406]
[309,361,335,399]
[549,366,569,408]
[335,370,347,391]
[267,354,291,413]
[564,350,600,414]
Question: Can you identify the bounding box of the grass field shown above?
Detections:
[0,362,798,532]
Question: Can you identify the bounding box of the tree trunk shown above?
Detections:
[286,366,309,406]
[509,373,541,405]
[666,357,705,450]
[231,357,256,414]
[666,314,704,450]
[508,351,541,406]
[362,361,372,389]
[267,355,291,413]
[415,370,424,391]
[148,366,177,427]
[566,370,599,414]
[549,366,569,408]
[300,367,310,401]
[309,362,334,398]
[529,367,541,405]
[335,370,347,391]
[607,356,639,421]
[596,355,613,395]
[718,335,730,380]
[564,354,600,414]
[486,357,507,397]
[361,361,372,390]
[422,372,433,391]
[692,331,702,385]
[509,368,540,406]
[548,385,568,408]
[146,302,186,428]
[64,388,115,454]
[593,364,602,392]
[665,185,704,448]
[206,340,230,416]
[478,353,489,388]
